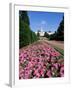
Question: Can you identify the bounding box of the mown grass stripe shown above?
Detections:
[54,46,64,56]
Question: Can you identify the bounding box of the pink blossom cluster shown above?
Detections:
[19,42,64,79]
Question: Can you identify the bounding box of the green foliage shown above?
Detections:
[19,11,38,48]
[30,31,38,43]
[49,31,57,40]
[19,11,30,25]
[54,46,64,56]
[56,17,64,41]
[37,31,40,37]
[49,16,64,41]
[19,23,31,48]
[44,32,49,38]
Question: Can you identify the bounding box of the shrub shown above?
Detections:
[19,11,38,48]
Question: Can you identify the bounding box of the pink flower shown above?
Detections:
[19,41,64,79]
[34,69,41,78]
[51,51,60,57]
[28,62,33,68]
[53,63,58,69]
[47,70,51,77]
[40,69,44,77]
[36,73,41,78]
[51,66,55,71]
[60,66,64,77]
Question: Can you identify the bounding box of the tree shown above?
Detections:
[56,16,64,41]
[19,11,38,48]
[19,11,31,48]
[19,22,31,48]
[30,31,38,43]
[37,31,40,37]
[19,11,30,25]
[49,16,64,41]
[44,32,49,38]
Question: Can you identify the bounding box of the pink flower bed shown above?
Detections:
[19,42,64,79]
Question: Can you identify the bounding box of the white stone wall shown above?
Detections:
[35,31,54,36]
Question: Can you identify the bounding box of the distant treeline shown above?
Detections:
[19,11,38,48]
[44,16,64,41]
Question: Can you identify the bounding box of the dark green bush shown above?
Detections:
[49,16,64,41]
[19,11,38,48]
[44,32,49,38]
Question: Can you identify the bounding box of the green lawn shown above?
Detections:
[54,46,64,56]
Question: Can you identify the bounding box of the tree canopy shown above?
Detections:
[49,16,64,41]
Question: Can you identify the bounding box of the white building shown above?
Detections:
[35,28,54,36]
[47,32,54,35]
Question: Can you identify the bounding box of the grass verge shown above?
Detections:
[54,46,64,56]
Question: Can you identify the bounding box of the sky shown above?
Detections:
[28,11,64,32]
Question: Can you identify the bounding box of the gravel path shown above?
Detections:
[43,40,64,50]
